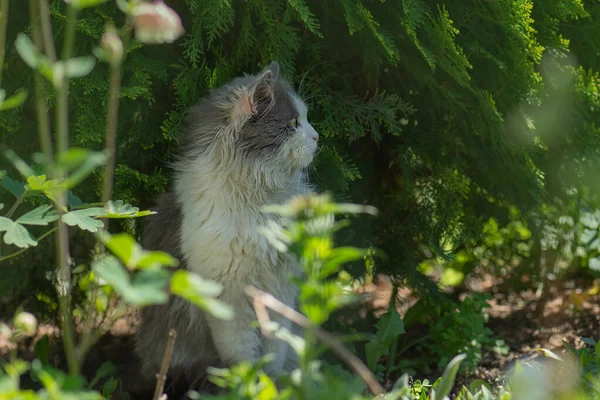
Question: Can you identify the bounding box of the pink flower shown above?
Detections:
[132,0,184,44]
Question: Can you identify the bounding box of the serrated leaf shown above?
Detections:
[0,217,36,248]
[16,205,58,226]
[26,175,59,192]
[0,175,26,198]
[171,270,234,320]
[63,56,96,78]
[101,200,156,219]
[0,90,28,111]
[61,208,105,232]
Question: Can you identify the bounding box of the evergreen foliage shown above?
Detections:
[2,0,600,307]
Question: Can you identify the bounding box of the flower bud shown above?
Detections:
[13,312,38,338]
[132,0,184,44]
[99,25,124,65]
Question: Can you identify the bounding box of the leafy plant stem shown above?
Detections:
[29,0,54,168]
[0,227,57,263]
[246,285,385,395]
[0,0,8,86]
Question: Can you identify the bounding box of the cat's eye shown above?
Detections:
[290,117,299,128]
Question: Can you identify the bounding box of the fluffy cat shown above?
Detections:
[134,62,319,389]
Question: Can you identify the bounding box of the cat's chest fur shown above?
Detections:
[176,171,303,288]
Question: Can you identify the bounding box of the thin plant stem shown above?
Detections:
[29,0,53,168]
[245,286,385,396]
[39,0,57,62]
[4,192,25,219]
[100,63,122,206]
[101,17,132,208]
[56,5,78,155]
[0,227,58,263]
[39,0,79,376]
[153,329,177,400]
[0,0,9,86]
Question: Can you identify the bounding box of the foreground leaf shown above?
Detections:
[92,256,170,306]
[0,217,36,248]
[100,200,156,219]
[61,208,104,232]
[16,205,58,226]
[171,270,234,320]
[435,353,466,400]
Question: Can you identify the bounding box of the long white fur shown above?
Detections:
[173,87,318,374]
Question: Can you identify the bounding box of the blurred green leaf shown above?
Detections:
[435,353,466,400]
[365,304,405,370]
[70,0,109,9]
[0,89,28,111]
[62,56,96,78]
[101,232,178,270]
[34,335,50,365]
[88,361,117,389]
[15,34,41,68]
[92,256,169,306]
[3,149,35,178]
[171,270,234,320]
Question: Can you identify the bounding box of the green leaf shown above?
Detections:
[102,232,178,270]
[61,150,107,188]
[3,148,35,178]
[101,200,156,219]
[16,205,58,226]
[321,246,366,277]
[0,175,26,198]
[0,217,37,248]
[365,304,405,369]
[61,208,105,232]
[435,353,466,400]
[101,377,119,397]
[0,89,28,111]
[171,270,234,320]
[71,0,109,9]
[88,361,117,389]
[68,191,83,207]
[63,56,96,78]
[34,335,50,365]
[92,256,170,306]
[15,34,41,68]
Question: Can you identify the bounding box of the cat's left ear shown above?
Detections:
[230,66,277,123]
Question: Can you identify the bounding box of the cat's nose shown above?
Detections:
[312,133,319,142]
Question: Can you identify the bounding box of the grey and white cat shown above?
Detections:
[135,62,319,388]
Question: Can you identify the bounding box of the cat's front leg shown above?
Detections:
[206,285,262,367]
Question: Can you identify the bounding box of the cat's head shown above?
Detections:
[181,62,319,177]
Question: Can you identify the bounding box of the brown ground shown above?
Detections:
[1,274,599,399]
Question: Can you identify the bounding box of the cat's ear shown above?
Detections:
[264,62,280,80]
[230,69,276,123]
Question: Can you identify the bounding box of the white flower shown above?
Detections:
[132,0,184,44]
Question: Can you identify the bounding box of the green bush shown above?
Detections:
[3,0,600,306]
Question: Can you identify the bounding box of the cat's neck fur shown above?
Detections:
[174,141,307,211]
